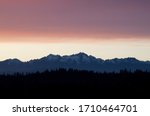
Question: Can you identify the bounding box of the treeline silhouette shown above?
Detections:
[0,69,150,99]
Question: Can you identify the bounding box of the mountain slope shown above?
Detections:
[0,53,150,74]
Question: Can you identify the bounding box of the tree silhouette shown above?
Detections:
[0,69,149,99]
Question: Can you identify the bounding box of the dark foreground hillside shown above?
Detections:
[0,69,150,99]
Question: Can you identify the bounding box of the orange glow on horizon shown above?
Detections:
[0,39,150,61]
[0,30,150,43]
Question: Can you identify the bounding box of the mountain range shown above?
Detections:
[0,52,150,74]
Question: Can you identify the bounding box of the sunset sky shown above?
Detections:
[0,0,150,61]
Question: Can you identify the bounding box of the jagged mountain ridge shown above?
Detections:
[0,52,150,74]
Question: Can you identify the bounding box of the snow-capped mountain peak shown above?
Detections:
[46,54,61,61]
[0,53,150,74]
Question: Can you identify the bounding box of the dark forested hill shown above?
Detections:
[0,69,150,99]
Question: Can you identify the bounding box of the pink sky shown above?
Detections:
[0,0,150,42]
[0,0,150,61]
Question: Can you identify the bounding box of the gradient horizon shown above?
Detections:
[0,0,150,61]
